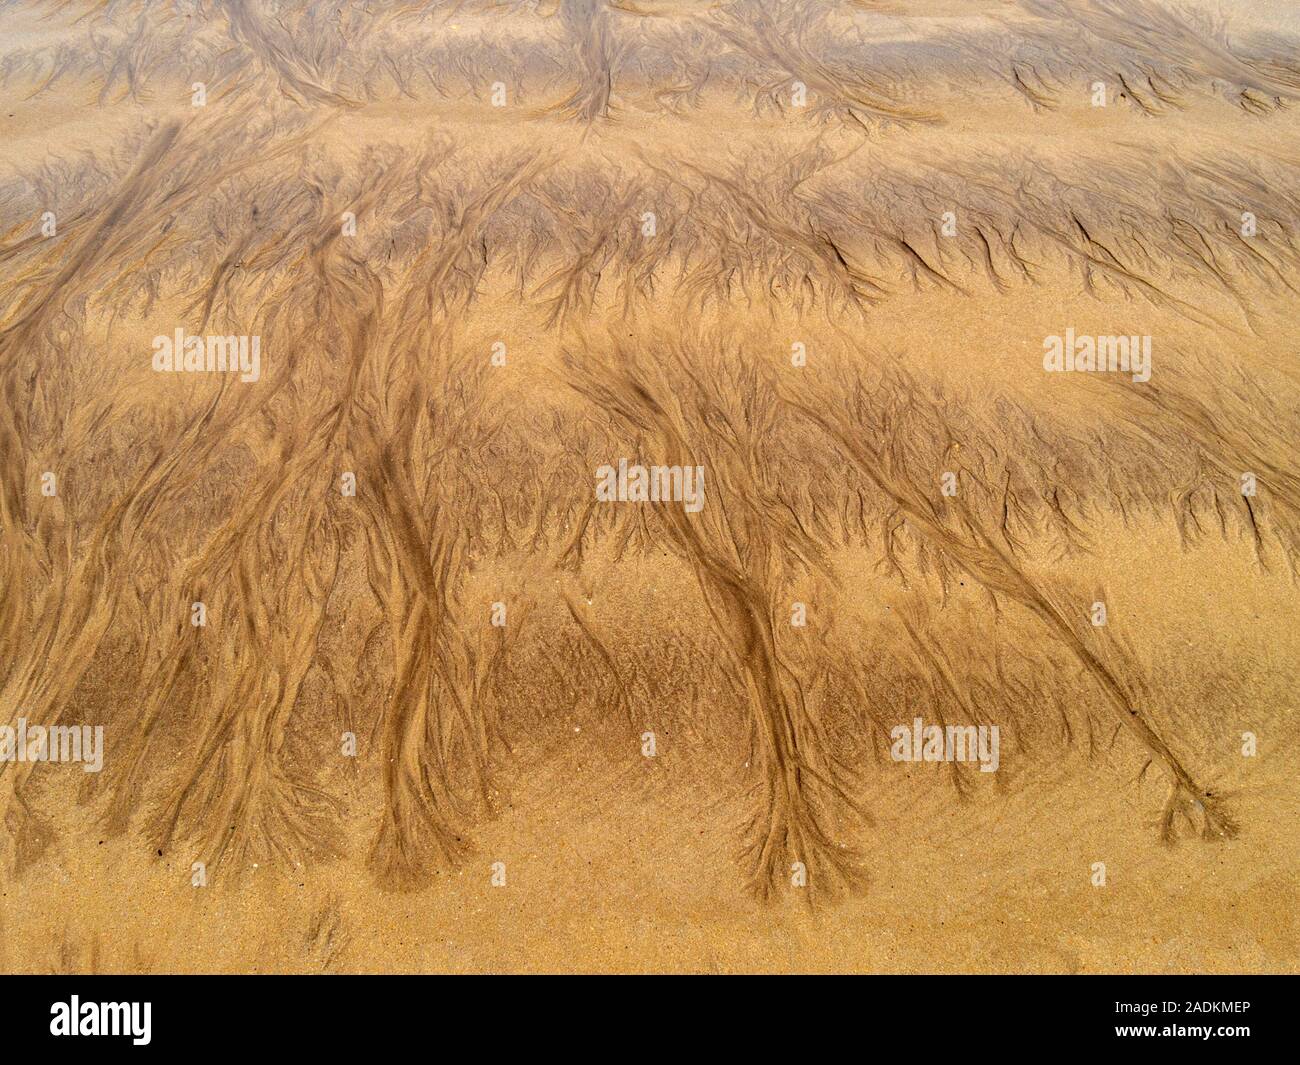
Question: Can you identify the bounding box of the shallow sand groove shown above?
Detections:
[0,0,1297,972]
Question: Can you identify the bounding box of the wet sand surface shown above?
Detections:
[0,0,1297,972]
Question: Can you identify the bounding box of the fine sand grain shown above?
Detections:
[0,0,1297,973]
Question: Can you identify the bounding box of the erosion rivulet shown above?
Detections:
[0,0,1296,973]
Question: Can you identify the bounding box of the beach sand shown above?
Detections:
[0,0,1297,972]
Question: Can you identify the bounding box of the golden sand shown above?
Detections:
[0,0,1297,972]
